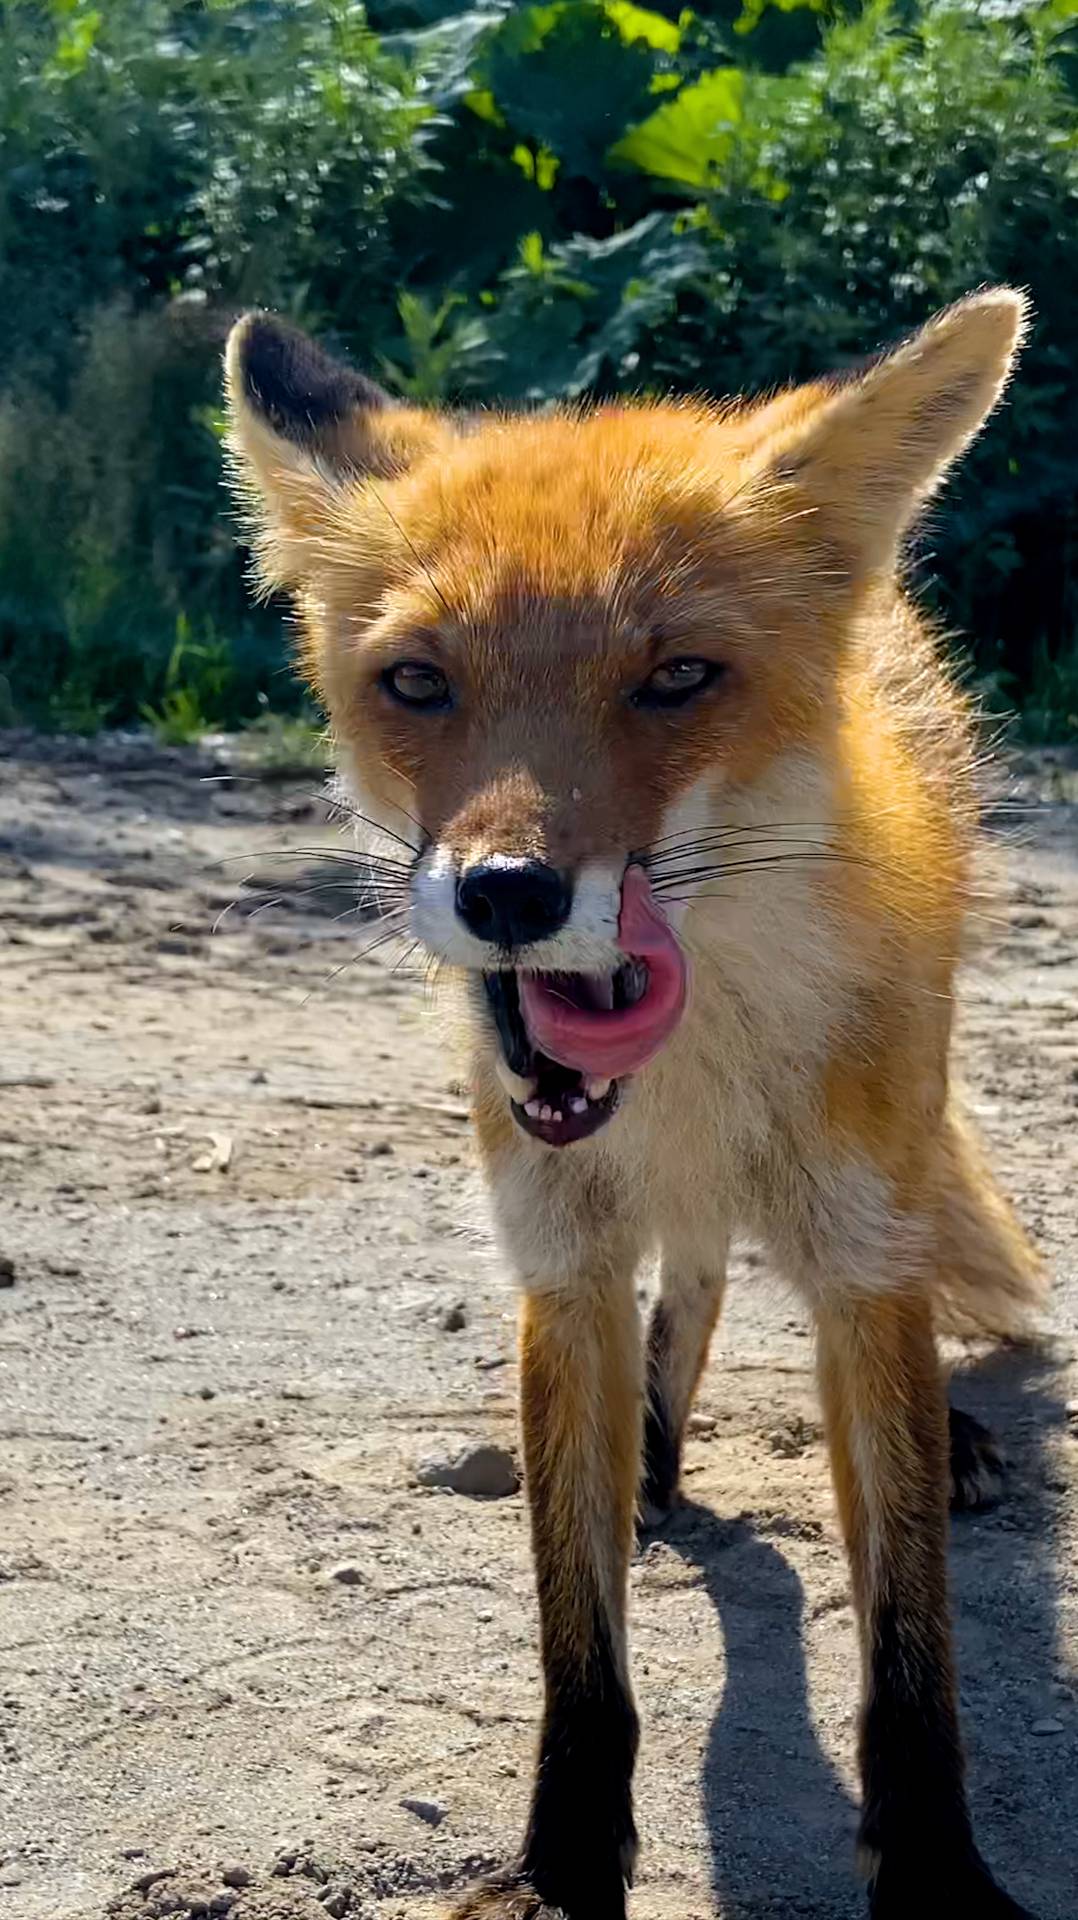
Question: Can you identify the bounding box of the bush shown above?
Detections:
[1,0,1076,733]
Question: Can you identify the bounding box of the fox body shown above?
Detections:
[226,292,1045,1919]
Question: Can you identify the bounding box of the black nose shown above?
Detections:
[456,859,572,950]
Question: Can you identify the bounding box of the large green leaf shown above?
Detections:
[477,1,660,178]
[605,1,682,51]
[610,66,745,184]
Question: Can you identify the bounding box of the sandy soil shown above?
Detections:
[0,728,1076,1920]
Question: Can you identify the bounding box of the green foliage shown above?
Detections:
[1,0,1076,734]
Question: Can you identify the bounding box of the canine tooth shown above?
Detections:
[585,1076,611,1102]
[623,960,649,1006]
[569,1095,588,1115]
[495,1057,538,1105]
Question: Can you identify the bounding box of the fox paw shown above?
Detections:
[949,1405,1006,1513]
[449,1866,626,1920]
[869,1851,1037,1918]
[448,1876,566,1920]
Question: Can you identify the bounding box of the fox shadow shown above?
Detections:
[657,1346,1073,1919]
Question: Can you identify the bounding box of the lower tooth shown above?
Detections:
[495,1059,539,1105]
[569,1095,588,1115]
[524,1099,542,1118]
[585,1077,611,1102]
[540,1105,553,1122]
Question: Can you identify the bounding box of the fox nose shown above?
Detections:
[456,859,572,950]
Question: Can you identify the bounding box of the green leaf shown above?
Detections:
[605,1,682,52]
[478,1,660,178]
[610,66,745,185]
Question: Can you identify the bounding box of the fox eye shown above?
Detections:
[381,660,452,711]
[632,657,723,709]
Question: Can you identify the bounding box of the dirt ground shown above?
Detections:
[0,728,1076,1920]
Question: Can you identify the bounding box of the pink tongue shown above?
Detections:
[518,865,689,1078]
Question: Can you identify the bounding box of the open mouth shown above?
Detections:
[483,865,689,1149]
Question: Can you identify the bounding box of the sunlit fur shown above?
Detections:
[226,290,1045,1919]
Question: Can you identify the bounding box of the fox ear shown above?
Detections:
[755,288,1030,578]
[224,313,440,589]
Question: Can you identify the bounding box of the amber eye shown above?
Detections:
[381,660,452,711]
[632,657,723,710]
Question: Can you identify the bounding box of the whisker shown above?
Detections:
[300,914,413,1004]
[647,833,842,869]
[646,818,848,851]
[650,851,876,891]
[197,773,425,856]
[204,846,415,875]
[312,786,426,853]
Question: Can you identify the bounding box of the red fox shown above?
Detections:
[226,290,1045,1919]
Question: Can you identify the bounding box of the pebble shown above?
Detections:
[133,1868,176,1894]
[1031,1716,1065,1735]
[0,1256,15,1289]
[415,1443,519,1499]
[327,1562,363,1587]
[767,1416,812,1458]
[209,1896,236,1916]
[440,1302,467,1333]
[687,1412,717,1436]
[319,1883,352,1916]
[220,1863,251,1890]
[400,1796,446,1827]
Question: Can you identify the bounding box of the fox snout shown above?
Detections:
[455,858,573,952]
[411,842,624,974]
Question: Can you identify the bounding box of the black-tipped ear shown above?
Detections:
[232,312,393,451]
[224,313,447,593]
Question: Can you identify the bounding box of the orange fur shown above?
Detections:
[225,289,1047,1920]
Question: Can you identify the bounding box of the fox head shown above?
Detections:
[224,293,1026,1142]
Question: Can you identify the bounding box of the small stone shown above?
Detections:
[362,1140,393,1158]
[1064,1399,1078,1423]
[415,1443,519,1499]
[0,1256,15,1289]
[767,1416,811,1458]
[440,1302,467,1333]
[1031,1716,1065,1735]
[210,1895,236,1916]
[400,1796,446,1827]
[327,1562,363,1587]
[0,1867,23,1888]
[220,1864,251,1890]
[297,1855,330,1885]
[319,1883,352,1917]
[271,1852,297,1877]
[140,1093,163,1115]
[687,1412,717,1436]
[133,1868,176,1894]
